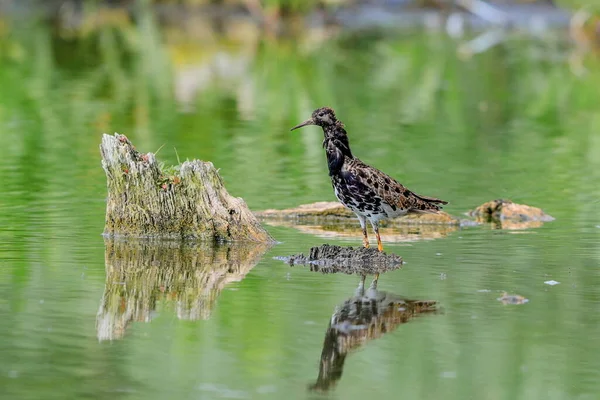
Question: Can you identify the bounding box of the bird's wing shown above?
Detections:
[342,158,447,212]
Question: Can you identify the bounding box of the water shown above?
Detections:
[2,12,600,400]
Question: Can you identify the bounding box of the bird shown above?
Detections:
[291,107,448,254]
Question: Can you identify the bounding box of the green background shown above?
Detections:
[1,9,600,400]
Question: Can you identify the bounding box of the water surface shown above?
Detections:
[1,15,600,400]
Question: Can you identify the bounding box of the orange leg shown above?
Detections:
[358,215,369,248]
[376,229,384,252]
[371,223,382,285]
[372,273,380,287]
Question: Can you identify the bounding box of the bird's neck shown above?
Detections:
[322,124,353,176]
[323,125,353,158]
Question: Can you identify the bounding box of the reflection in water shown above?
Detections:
[310,281,438,392]
[265,219,458,243]
[96,239,270,341]
[488,220,545,230]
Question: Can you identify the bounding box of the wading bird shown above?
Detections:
[291,107,448,254]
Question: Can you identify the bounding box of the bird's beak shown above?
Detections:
[290,118,315,131]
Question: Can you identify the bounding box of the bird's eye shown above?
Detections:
[318,112,325,117]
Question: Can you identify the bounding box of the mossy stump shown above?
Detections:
[100,133,274,242]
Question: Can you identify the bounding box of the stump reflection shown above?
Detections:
[96,239,270,341]
[310,282,438,392]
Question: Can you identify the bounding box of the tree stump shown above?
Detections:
[100,133,274,242]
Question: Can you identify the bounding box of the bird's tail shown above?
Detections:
[410,193,448,214]
[415,193,448,205]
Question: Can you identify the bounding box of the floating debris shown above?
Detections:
[544,280,560,286]
[497,292,529,305]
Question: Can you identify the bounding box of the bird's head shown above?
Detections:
[290,107,339,131]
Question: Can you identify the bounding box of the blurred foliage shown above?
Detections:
[1,6,600,211]
[7,0,596,21]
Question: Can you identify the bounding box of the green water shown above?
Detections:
[2,15,600,400]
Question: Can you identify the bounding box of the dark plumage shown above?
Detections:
[291,106,448,254]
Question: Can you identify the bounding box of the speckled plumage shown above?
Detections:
[291,107,448,253]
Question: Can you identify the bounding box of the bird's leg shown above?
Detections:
[370,273,379,289]
[356,274,366,296]
[357,214,369,248]
[371,222,384,252]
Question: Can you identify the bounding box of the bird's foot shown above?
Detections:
[377,242,384,252]
[362,239,370,248]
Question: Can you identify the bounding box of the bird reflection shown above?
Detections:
[310,279,438,392]
[96,238,270,341]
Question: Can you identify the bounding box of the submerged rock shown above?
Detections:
[277,244,403,275]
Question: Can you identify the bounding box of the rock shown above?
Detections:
[468,199,554,225]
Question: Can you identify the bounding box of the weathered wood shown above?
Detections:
[96,238,271,340]
[100,133,274,242]
[256,201,460,225]
[259,199,555,234]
